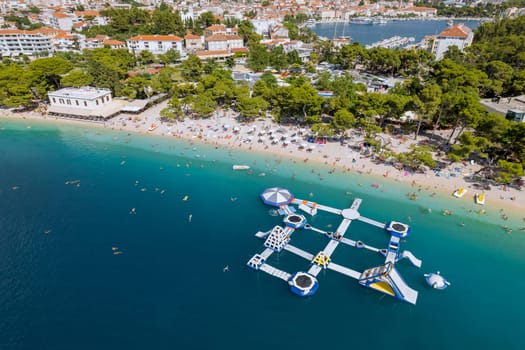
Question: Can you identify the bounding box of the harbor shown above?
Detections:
[311,19,481,46]
[366,36,415,49]
[247,187,425,304]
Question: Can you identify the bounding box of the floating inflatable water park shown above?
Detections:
[246,187,426,304]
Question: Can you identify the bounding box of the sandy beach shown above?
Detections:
[2,101,524,221]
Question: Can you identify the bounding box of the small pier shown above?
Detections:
[366,36,415,49]
[259,264,292,281]
[248,187,423,304]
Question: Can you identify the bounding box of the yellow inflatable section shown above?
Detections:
[369,281,395,296]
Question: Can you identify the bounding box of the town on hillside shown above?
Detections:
[0,0,524,187]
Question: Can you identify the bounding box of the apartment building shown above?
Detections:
[205,34,243,52]
[49,12,74,31]
[0,29,52,57]
[126,35,183,55]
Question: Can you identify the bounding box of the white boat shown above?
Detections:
[350,17,373,25]
[148,123,158,131]
[232,165,250,170]
[453,187,467,198]
[373,17,389,24]
[475,192,485,205]
[305,19,316,27]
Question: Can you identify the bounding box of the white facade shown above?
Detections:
[49,13,74,31]
[48,87,112,110]
[432,24,473,60]
[205,35,243,52]
[126,35,183,55]
[0,29,52,57]
[250,19,280,36]
[52,33,83,53]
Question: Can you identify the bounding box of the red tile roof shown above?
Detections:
[53,12,71,19]
[205,34,242,42]
[103,39,125,46]
[195,50,230,56]
[231,47,249,53]
[205,24,226,31]
[128,35,182,42]
[439,24,471,38]
[184,33,201,40]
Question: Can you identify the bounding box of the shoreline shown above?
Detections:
[309,17,489,25]
[2,108,524,225]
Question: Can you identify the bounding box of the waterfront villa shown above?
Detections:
[47,87,123,121]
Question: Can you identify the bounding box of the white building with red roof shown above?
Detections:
[52,31,82,52]
[205,34,243,52]
[0,28,52,57]
[184,32,204,52]
[126,34,183,55]
[431,23,474,60]
[49,12,73,31]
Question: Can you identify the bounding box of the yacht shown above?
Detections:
[350,17,373,25]
[373,17,389,24]
[305,19,316,27]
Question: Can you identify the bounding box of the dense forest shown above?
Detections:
[0,10,524,184]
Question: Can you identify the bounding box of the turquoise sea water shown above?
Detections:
[1,120,524,350]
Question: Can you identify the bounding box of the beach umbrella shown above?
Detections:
[260,187,294,206]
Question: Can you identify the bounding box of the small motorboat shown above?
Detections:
[475,192,485,205]
[182,195,189,201]
[424,271,450,290]
[232,165,250,170]
[148,123,158,132]
[453,187,467,198]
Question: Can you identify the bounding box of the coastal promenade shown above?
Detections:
[1,105,523,219]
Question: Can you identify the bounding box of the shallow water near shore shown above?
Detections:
[1,120,524,350]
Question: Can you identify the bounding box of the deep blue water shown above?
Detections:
[1,120,524,350]
[312,19,481,45]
